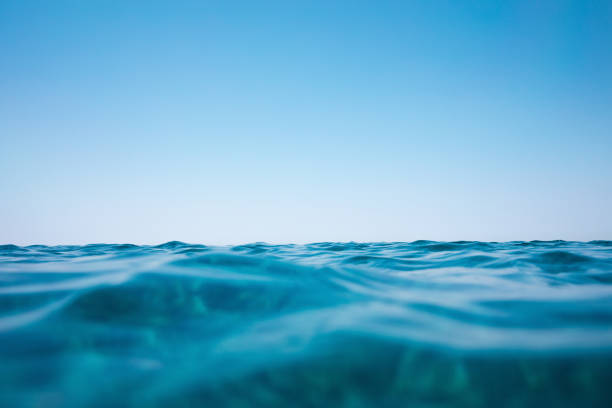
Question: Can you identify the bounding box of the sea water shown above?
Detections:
[1,241,611,407]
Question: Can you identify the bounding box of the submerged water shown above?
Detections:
[1,241,612,407]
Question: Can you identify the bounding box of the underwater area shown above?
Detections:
[1,240,612,407]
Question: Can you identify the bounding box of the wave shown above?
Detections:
[1,241,612,407]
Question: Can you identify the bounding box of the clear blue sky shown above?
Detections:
[1,0,611,245]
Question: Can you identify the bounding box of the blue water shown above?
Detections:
[1,241,612,407]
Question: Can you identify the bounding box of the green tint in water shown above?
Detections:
[1,241,612,407]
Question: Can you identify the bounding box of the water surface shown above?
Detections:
[1,241,612,407]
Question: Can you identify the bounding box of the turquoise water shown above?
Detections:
[1,241,612,407]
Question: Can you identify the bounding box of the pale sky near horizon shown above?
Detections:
[1,0,611,245]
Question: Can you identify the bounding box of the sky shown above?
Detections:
[1,0,611,245]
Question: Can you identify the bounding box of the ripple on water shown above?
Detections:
[1,241,612,407]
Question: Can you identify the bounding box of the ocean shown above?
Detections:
[1,241,611,407]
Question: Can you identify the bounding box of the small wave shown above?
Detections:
[1,241,612,407]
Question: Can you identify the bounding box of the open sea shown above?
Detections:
[1,240,612,407]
